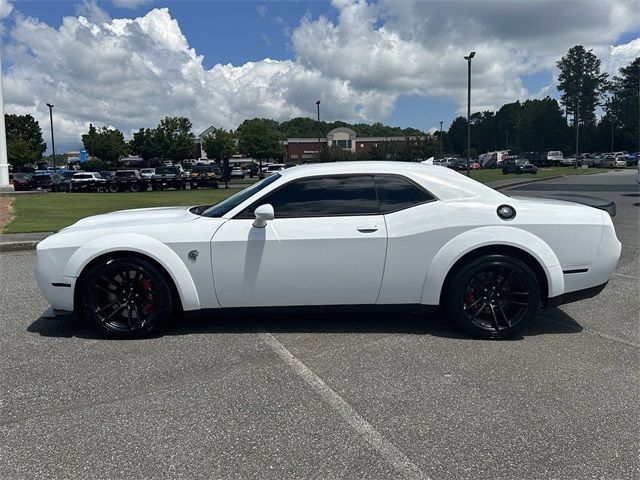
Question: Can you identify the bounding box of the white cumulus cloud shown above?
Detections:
[1,0,639,152]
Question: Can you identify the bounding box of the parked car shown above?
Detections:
[259,163,286,178]
[247,164,260,178]
[595,155,616,168]
[70,172,106,192]
[448,158,470,171]
[140,168,156,179]
[230,167,246,179]
[502,159,538,175]
[189,165,220,189]
[470,161,481,170]
[10,173,33,191]
[625,152,639,166]
[35,161,621,340]
[545,151,564,166]
[31,173,55,191]
[151,166,186,190]
[614,158,627,168]
[105,170,147,193]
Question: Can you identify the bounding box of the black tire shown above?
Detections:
[129,182,140,193]
[108,183,119,193]
[78,256,173,338]
[191,183,198,190]
[443,254,540,339]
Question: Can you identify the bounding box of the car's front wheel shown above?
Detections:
[443,254,540,339]
[78,256,174,338]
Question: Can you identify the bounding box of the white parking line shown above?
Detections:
[254,325,430,480]
[612,272,639,280]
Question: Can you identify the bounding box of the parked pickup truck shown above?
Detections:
[104,170,149,193]
[150,166,187,190]
[189,165,220,189]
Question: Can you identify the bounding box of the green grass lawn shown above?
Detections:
[1,167,608,234]
[4,190,235,234]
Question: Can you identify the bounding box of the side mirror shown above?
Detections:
[253,204,274,228]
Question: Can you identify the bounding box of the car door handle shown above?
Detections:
[357,226,379,233]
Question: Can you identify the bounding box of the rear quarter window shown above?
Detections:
[375,175,435,214]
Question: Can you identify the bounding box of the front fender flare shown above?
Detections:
[63,233,200,311]
[421,226,564,305]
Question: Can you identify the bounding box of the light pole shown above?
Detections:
[0,56,12,191]
[46,103,56,164]
[464,51,475,177]
[610,115,614,153]
[316,100,321,162]
[439,120,443,152]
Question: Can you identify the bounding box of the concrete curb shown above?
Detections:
[0,241,41,252]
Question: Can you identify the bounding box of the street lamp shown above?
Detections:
[316,100,321,162]
[46,103,56,164]
[0,56,12,191]
[464,51,475,177]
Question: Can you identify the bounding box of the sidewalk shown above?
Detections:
[0,174,568,252]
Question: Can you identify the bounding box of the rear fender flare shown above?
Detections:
[421,226,564,305]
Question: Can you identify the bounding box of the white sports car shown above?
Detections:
[35,162,621,339]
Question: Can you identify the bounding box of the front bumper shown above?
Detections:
[34,247,76,312]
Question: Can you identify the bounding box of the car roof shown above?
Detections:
[279,161,503,201]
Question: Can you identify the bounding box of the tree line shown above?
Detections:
[4,46,638,170]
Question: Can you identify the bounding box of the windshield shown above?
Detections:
[202,173,281,217]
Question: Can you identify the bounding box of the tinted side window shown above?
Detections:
[241,175,378,218]
[375,175,433,214]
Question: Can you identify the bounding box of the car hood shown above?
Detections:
[61,206,198,232]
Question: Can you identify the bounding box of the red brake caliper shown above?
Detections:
[465,287,480,313]
[141,277,154,314]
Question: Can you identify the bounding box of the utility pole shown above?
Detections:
[439,120,443,152]
[0,56,12,191]
[316,100,321,162]
[574,95,579,167]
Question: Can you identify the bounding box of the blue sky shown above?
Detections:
[1,0,638,151]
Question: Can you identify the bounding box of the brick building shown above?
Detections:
[284,127,417,162]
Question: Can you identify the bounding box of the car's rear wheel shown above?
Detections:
[108,184,119,193]
[79,256,173,338]
[443,254,540,339]
[129,182,140,192]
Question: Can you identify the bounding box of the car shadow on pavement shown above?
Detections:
[27,307,583,341]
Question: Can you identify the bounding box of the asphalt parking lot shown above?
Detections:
[1,170,638,480]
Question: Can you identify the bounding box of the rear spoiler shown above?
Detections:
[543,194,616,217]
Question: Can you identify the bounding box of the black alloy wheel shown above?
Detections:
[444,254,540,339]
[79,256,173,338]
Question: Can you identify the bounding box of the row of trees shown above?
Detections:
[443,49,639,156]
